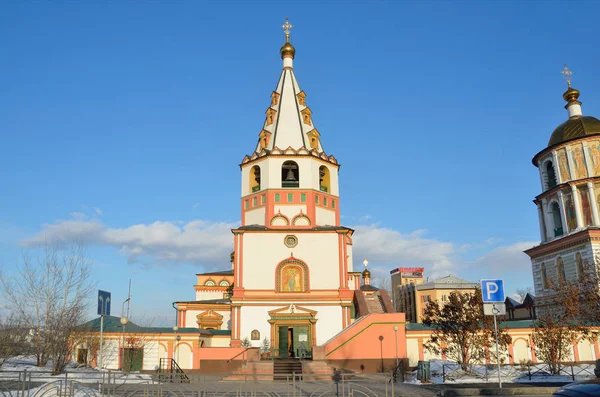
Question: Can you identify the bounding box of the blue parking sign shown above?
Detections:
[481,279,505,303]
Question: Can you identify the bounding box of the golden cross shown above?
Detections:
[282,17,293,38]
[562,64,573,87]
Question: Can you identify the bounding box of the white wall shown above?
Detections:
[242,232,341,290]
[195,290,224,301]
[245,207,266,225]
[316,207,336,226]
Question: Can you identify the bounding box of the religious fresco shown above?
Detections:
[565,192,577,231]
[270,92,280,107]
[581,188,593,226]
[572,145,588,179]
[589,141,600,176]
[281,264,304,292]
[558,149,571,181]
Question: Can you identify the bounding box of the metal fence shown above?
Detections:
[440,362,597,382]
[0,370,402,397]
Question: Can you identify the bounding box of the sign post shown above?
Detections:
[97,290,111,369]
[481,279,505,389]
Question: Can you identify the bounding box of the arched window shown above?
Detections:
[205,280,216,286]
[557,257,566,282]
[282,161,299,188]
[576,253,585,282]
[219,280,230,287]
[250,165,261,193]
[319,166,330,193]
[251,330,260,340]
[551,202,563,237]
[276,258,309,292]
[541,262,549,289]
[546,162,557,190]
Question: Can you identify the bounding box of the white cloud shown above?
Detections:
[19,215,537,286]
[21,218,236,269]
[94,208,103,216]
[351,224,457,279]
[473,241,536,274]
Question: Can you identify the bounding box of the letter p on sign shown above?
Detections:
[481,279,505,303]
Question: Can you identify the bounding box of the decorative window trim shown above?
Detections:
[219,280,230,286]
[205,279,216,286]
[270,213,290,226]
[275,257,310,293]
[292,213,311,226]
[284,235,298,248]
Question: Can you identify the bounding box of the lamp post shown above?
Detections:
[378,335,384,372]
[393,326,399,370]
[120,316,128,371]
[173,326,178,365]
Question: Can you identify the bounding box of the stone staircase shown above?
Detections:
[301,360,353,380]
[223,361,274,381]
[365,295,385,313]
[274,359,302,381]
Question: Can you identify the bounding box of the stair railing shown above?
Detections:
[226,348,248,364]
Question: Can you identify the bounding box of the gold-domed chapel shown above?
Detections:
[526,66,600,310]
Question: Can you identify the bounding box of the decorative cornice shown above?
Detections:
[240,148,339,168]
[524,228,600,258]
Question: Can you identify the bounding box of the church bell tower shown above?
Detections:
[228,19,357,353]
[525,65,600,310]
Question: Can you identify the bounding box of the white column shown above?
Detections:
[542,198,554,239]
[537,203,547,242]
[557,191,569,234]
[567,147,577,180]
[583,142,594,177]
[572,185,584,229]
[588,182,600,226]
[552,151,563,182]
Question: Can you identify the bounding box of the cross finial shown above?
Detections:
[562,64,573,88]
[282,17,293,41]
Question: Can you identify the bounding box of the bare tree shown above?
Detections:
[422,290,512,371]
[372,274,393,297]
[0,244,94,375]
[515,287,533,303]
[532,258,600,374]
[0,314,28,368]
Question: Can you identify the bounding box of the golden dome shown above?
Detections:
[362,269,371,278]
[280,41,295,59]
[563,86,581,102]
[548,116,600,147]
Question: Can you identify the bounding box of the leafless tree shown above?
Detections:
[0,314,28,368]
[515,287,533,303]
[0,244,94,375]
[372,274,393,297]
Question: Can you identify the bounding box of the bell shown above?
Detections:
[285,169,297,181]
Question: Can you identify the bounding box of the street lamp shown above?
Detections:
[120,316,128,371]
[173,326,179,365]
[393,326,399,370]
[378,335,384,372]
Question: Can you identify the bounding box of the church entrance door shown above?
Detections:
[277,325,310,358]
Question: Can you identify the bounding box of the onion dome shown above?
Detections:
[280,41,296,59]
[362,268,371,279]
[546,65,600,147]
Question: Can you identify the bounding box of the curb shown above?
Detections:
[438,386,559,396]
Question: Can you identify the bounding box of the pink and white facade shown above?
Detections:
[174,25,362,357]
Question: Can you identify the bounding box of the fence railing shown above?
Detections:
[0,370,401,397]
[441,361,597,382]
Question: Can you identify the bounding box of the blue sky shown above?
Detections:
[2,1,600,324]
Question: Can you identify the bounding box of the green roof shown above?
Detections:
[77,316,212,335]
[406,319,536,331]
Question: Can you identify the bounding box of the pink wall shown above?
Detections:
[324,313,406,360]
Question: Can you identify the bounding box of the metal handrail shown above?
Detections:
[226,348,248,363]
